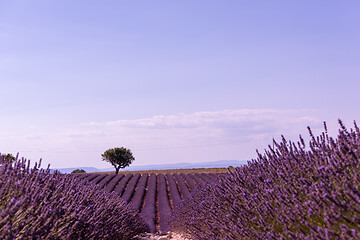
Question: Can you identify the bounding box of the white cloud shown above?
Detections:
[82,108,323,154]
[1,109,325,168]
[88,109,320,130]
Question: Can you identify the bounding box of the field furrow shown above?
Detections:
[141,173,157,233]
[74,172,218,233]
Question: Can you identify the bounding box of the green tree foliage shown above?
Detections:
[71,169,86,174]
[102,147,135,174]
[0,153,16,164]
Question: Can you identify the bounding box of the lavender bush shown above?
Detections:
[170,120,360,239]
[0,158,148,239]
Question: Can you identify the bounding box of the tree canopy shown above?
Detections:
[101,147,135,174]
[71,169,86,174]
[0,153,16,165]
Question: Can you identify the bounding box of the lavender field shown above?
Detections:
[0,159,148,239]
[74,171,219,233]
[170,121,360,239]
[1,121,360,239]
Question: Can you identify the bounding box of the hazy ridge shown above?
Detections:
[55,160,247,174]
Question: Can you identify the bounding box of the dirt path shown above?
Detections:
[134,232,191,240]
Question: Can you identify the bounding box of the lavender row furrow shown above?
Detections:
[179,173,197,191]
[92,174,107,185]
[207,173,218,180]
[114,173,133,196]
[188,173,204,185]
[194,173,208,182]
[166,173,181,208]
[105,174,124,192]
[97,173,116,188]
[85,174,101,182]
[121,173,141,203]
[73,173,92,180]
[157,174,172,233]
[141,173,157,233]
[74,172,215,233]
[173,173,190,199]
[131,174,149,211]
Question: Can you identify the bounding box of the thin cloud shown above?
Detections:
[1,109,324,168]
[88,109,321,131]
[81,108,323,153]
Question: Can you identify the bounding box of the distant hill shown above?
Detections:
[53,167,100,174]
[55,160,247,174]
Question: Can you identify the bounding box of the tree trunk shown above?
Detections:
[115,166,120,174]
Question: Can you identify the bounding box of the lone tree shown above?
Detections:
[102,147,135,174]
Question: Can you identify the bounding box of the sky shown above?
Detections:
[1,1,360,169]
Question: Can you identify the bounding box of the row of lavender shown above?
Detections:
[170,121,360,239]
[75,171,219,232]
[0,159,148,239]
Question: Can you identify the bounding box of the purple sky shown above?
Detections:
[1,1,360,169]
